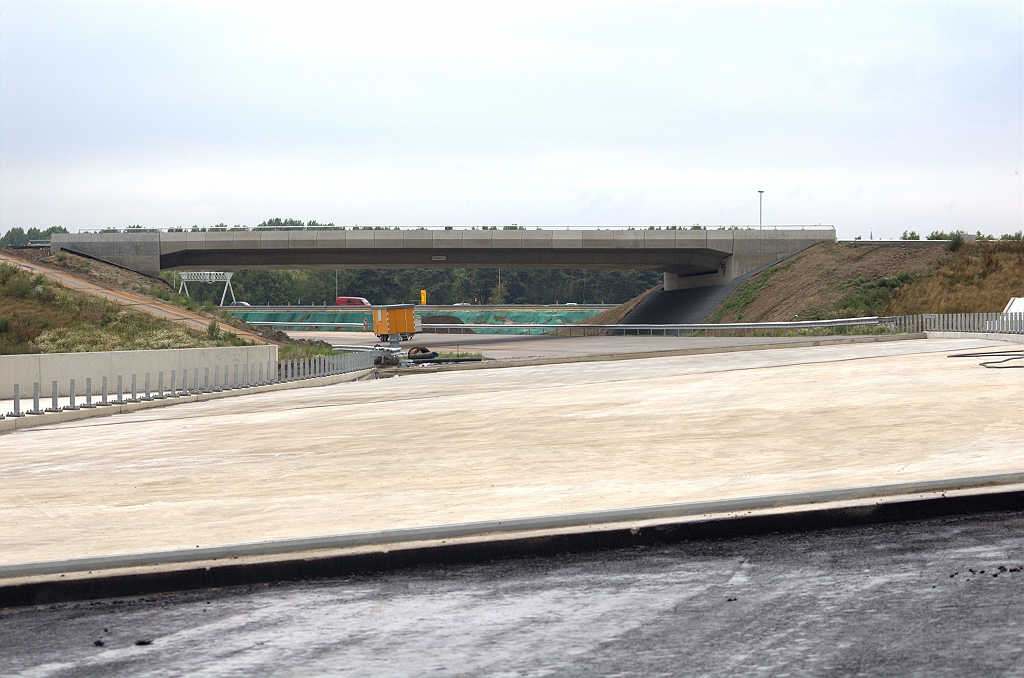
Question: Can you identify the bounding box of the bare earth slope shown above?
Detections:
[709,242,948,322]
[0,248,271,344]
[577,285,661,325]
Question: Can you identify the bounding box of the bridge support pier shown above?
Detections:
[663,270,728,292]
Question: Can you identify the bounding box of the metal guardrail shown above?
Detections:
[251,322,367,329]
[77,225,835,234]
[221,304,616,311]
[247,313,1024,337]
[248,316,895,334]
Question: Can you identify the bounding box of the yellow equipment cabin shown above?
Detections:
[372,305,420,342]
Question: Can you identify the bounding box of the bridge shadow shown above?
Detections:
[621,266,767,324]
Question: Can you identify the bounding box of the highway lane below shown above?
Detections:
[2,509,1021,677]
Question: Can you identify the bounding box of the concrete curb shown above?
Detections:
[388,333,928,374]
[2,490,1020,611]
[1,472,1021,608]
[5,470,1018,579]
[0,368,374,434]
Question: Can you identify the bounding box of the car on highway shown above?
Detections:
[335,296,371,306]
[229,301,251,306]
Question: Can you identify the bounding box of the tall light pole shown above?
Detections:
[758,190,764,230]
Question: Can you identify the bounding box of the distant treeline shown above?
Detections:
[163,267,662,306]
[0,226,68,246]
[900,229,1023,241]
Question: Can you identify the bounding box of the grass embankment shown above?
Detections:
[887,241,1024,314]
[0,263,251,354]
[707,242,950,322]
[2,248,335,358]
[9,247,291,342]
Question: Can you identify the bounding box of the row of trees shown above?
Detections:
[164,267,662,306]
[0,226,68,246]
[901,229,1023,241]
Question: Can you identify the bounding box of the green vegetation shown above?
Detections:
[796,272,914,320]
[436,351,484,358]
[927,229,1023,242]
[278,343,337,360]
[0,262,251,354]
[947,232,965,252]
[706,257,801,322]
[0,226,68,246]
[160,267,662,307]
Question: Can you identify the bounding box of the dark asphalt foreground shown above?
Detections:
[2,511,1023,678]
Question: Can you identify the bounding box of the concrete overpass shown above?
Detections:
[52,227,835,291]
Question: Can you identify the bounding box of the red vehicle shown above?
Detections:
[335,296,371,306]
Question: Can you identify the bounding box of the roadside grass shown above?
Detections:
[436,351,484,358]
[793,271,914,320]
[886,241,1024,314]
[0,262,250,354]
[278,343,337,360]
[706,256,801,323]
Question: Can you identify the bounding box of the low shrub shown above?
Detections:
[3,274,32,298]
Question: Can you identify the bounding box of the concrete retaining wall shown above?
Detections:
[0,345,278,398]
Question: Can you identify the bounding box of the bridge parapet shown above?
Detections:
[52,227,835,287]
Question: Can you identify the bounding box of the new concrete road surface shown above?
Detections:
[1,337,1020,566]
[2,336,1023,676]
[2,510,1022,677]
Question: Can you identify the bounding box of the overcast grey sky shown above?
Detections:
[2,1,1021,238]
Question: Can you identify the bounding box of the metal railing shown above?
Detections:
[250,316,894,335]
[76,224,835,234]
[893,313,1024,335]
[422,317,899,337]
[248,313,1024,337]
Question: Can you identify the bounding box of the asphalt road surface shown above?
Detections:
[2,510,1022,677]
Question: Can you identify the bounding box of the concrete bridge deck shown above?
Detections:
[52,227,835,289]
